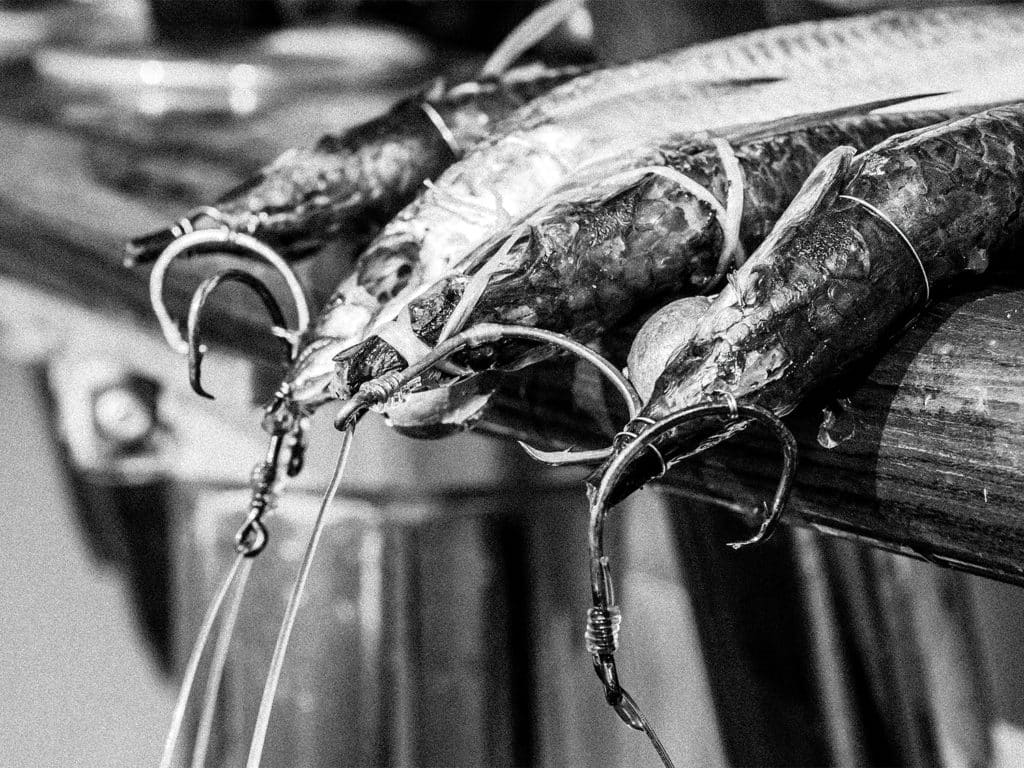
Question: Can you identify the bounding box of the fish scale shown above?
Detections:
[292,4,1024,411]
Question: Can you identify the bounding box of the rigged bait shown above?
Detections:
[335,105,975,398]
[579,101,1024,768]
[156,6,1024,755]
[312,3,1024,384]
[610,102,1024,500]
[124,63,589,266]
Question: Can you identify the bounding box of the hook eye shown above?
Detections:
[149,228,310,355]
[235,518,268,557]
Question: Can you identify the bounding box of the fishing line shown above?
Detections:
[480,0,588,78]
[244,424,357,768]
[838,194,930,302]
[189,556,255,768]
[158,552,252,768]
[620,688,677,768]
[419,102,462,159]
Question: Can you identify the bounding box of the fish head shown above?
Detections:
[593,148,863,507]
[332,335,406,401]
[332,333,498,438]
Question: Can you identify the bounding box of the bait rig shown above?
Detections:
[146,214,803,768]
[328,324,802,768]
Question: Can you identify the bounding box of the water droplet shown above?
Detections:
[817,403,857,449]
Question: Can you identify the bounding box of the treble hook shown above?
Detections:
[334,323,643,440]
[148,227,310,355]
[187,269,296,399]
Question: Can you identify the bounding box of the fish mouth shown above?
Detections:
[285,336,360,409]
[333,335,406,398]
[384,372,500,439]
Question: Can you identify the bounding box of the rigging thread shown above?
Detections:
[419,102,462,159]
[838,194,930,303]
[480,0,588,78]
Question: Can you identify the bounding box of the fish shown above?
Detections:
[579,104,1024,757]
[605,101,1024,503]
[308,2,1024,407]
[123,63,590,266]
[334,105,980,400]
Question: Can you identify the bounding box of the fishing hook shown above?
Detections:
[149,227,310,355]
[334,323,642,441]
[583,401,797,760]
[187,269,296,399]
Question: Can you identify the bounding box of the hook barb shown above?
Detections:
[517,441,612,465]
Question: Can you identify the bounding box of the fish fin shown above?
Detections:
[716,91,953,145]
[748,145,855,261]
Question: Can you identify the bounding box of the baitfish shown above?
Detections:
[335,104,982,399]
[607,101,1024,502]
[124,63,590,266]
[310,3,1024,404]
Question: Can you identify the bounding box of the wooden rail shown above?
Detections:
[482,276,1024,584]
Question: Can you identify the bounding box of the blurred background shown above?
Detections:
[3,1,1024,767]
